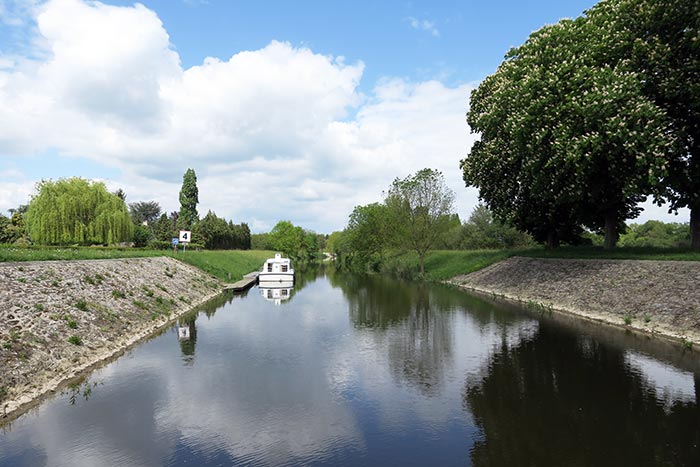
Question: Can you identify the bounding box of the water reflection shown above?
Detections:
[464,321,700,467]
[0,269,698,467]
[625,351,697,410]
[259,280,294,305]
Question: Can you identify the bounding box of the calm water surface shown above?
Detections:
[1,268,699,466]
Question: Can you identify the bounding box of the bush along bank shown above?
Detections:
[0,256,227,423]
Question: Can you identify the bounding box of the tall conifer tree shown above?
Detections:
[178,168,199,231]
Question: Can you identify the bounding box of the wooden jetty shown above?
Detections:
[224,272,259,292]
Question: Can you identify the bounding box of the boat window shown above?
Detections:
[281,265,288,272]
[267,290,272,298]
[282,289,288,296]
[267,264,272,272]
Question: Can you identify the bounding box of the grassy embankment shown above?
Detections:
[0,245,274,282]
[383,246,700,282]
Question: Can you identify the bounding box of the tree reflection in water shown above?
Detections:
[333,272,455,396]
[464,321,700,467]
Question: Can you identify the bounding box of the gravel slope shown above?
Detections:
[451,256,700,345]
[1,257,224,422]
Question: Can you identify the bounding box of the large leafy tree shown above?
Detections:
[596,0,700,249]
[178,168,199,231]
[25,178,133,245]
[269,220,305,259]
[385,168,455,274]
[345,202,392,270]
[462,14,675,249]
[129,201,162,226]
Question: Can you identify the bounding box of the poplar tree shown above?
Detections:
[178,168,199,231]
[25,178,133,245]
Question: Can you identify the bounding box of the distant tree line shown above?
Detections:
[461,0,700,250]
[252,220,324,262]
[0,169,251,250]
[329,168,470,274]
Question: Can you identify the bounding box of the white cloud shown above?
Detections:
[0,0,477,232]
[406,16,440,37]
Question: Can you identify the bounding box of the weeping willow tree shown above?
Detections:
[25,178,133,245]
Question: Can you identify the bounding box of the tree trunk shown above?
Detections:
[691,206,700,250]
[604,210,618,250]
[419,252,425,275]
[546,231,559,249]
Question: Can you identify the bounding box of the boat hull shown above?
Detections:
[258,273,295,283]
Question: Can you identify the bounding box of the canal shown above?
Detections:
[1,267,699,466]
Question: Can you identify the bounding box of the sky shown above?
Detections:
[0,0,689,233]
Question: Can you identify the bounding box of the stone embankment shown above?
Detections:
[0,257,225,422]
[451,256,700,345]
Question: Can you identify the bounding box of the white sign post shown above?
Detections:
[178,230,191,252]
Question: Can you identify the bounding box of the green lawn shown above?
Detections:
[0,245,275,282]
[174,250,274,282]
[389,246,700,282]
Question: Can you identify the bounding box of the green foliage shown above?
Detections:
[178,168,199,231]
[385,168,455,274]
[251,233,273,250]
[68,335,83,346]
[459,205,533,250]
[345,203,392,271]
[75,299,88,311]
[461,8,677,250]
[67,319,78,329]
[112,289,126,299]
[153,213,177,242]
[25,178,133,245]
[602,0,700,248]
[268,221,318,261]
[132,224,152,248]
[129,201,161,226]
[619,220,690,248]
[380,249,516,281]
[194,210,251,249]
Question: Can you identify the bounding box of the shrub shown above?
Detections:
[68,335,83,346]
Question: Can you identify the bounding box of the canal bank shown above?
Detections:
[451,256,700,346]
[0,257,228,423]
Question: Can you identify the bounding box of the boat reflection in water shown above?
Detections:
[259,280,294,305]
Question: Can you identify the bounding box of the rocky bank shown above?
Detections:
[0,257,225,422]
[451,256,700,345]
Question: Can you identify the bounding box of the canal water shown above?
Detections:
[1,267,699,466]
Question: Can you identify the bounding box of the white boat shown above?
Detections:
[258,253,295,282]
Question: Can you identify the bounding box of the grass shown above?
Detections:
[381,245,700,282]
[518,245,700,262]
[0,245,274,283]
[112,289,126,299]
[68,335,83,346]
[174,250,274,281]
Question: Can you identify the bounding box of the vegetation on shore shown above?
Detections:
[0,245,274,282]
[377,246,700,282]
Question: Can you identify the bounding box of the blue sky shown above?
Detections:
[0,0,686,232]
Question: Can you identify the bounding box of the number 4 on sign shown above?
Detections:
[178,230,191,243]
